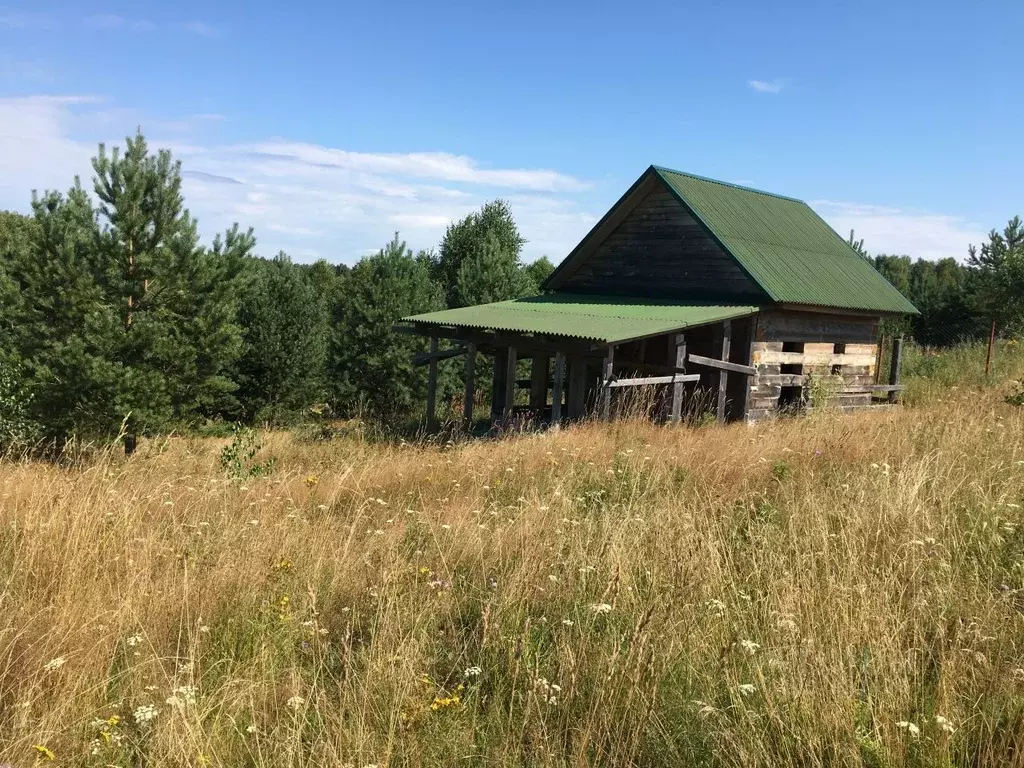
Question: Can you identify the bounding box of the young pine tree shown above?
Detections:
[330,233,445,424]
[236,254,330,423]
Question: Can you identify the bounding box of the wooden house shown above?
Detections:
[395,165,918,429]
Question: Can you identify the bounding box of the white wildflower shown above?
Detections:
[126,634,144,647]
[589,602,613,614]
[896,721,920,738]
[705,599,726,616]
[43,656,66,673]
[134,704,160,725]
[464,666,482,678]
[286,695,305,711]
[739,639,761,655]
[737,683,756,696]
[934,715,955,734]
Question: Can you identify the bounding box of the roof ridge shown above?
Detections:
[651,165,805,204]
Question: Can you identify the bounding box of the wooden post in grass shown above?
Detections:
[503,347,518,421]
[530,355,549,414]
[717,320,732,422]
[985,320,997,378]
[601,345,615,420]
[567,355,587,420]
[551,352,565,425]
[671,333,686,424]
[425,336,439,432]
[462,342,476,430]
[888,336,904,403]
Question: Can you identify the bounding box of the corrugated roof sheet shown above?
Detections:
[402,294,760,344]
[654,167,918,314]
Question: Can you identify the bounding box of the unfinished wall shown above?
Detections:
[747,310,881,421]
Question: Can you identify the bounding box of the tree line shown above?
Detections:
[1,134,1021,452]
[0,134,552,452]
[850,222,1024,345]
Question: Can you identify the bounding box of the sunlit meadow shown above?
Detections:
[3,342,1024,767]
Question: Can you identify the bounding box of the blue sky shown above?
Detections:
[1,0,1021,263]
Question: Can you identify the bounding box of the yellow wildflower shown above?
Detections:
[33,744,55,760]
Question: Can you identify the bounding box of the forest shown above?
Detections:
[0,133,1022,451]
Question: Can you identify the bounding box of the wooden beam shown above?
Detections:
[567,355,588,419]
[394,323,599,355]
[740,317,757,421]
[425,336,439,432]
[504,347,518,419]
[608,374,700,388]
[601,346,615,420]
[888,336,904,404]
[551,352,565,425]
[717,320,732,423]
[687,353,756,377]
[671,333,686,424]
[845,384,906,394]
[412,345,467,366]
[462,342,476,430]
[530,355,549,413]
[490,351,507,424]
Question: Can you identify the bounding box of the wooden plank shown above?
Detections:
[530,355,549,412]
[888,337,904,404]
[490,351,507,424]
[551,351,565,425]
[843,384,906,394]
[425,337,439,432]
[608,374,700,388]
[504,347,518,419]
[671,333,686,424]
[567,356,588,419]
[601,346,615,420]
[717,320,731,422]
[413,345,467,366]
[462,342,476,429]
[688,353,756,376]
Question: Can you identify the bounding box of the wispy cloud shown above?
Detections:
[0,95,598,263]
[84,14,156,31]
[183,21,219,37]
[748,79,785,94]
[811,199,986,262]
[0,9,54,29]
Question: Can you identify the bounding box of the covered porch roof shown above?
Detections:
[400,293,761,345]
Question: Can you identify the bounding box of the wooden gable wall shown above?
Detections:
[556,183,767,301]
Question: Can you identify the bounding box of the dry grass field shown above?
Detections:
[3,345,1024,767]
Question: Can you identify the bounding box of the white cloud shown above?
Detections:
[811,199,987,262]
[0,95,597,263]
[748,79,785,94]
[183,21,219,37]
[84,14,155,31]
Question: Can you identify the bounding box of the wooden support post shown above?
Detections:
[551,352,565,425]
[985,320,996,377]
[530,355,549,413]
[717,320,731,422]
[601,345,615,420]
[874,334,886,384]
[462,342,476,430]
[671,333,686,424]
[888,336,904,403]
[425,336,439,432]
[490,350,507,424]
[504,346,518,420]
[568,355,587,420]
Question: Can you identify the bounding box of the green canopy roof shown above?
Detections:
[402,294,760,344]
[652,167,918,314]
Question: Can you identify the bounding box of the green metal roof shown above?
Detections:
[402,294,760,344]
[653,167,918,314]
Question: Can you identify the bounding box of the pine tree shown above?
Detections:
[331,233,445,423]
[453,232,527,307]
[436,200,526,306]
[236,254,330,422]
[968,216,1024,334]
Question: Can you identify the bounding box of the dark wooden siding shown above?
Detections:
[559,185,766,301]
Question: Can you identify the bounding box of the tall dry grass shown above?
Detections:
[3,372,1024,765]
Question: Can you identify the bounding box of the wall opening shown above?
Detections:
[778,385,803,413]
[830,364,843,376]
[781,363,803,374]
[782,341,804,353]
[833,343,847,354]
